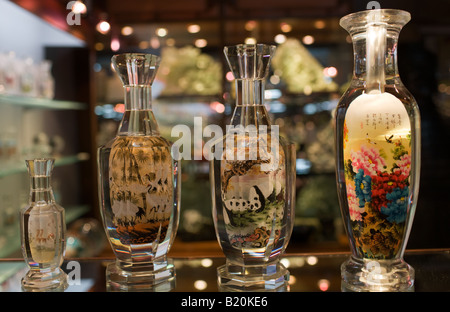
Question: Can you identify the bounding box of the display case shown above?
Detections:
[0,3,97,258]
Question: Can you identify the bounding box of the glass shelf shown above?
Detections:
[1,249,449,294]
[0,153,90,178]
[0,94,86,110]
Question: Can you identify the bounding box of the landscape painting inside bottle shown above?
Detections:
[108,136,174,245]
[219,132,287,251]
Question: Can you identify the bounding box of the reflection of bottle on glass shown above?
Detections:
[20,158,68,292]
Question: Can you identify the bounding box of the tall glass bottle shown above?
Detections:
[335,9,421,291]
[20,158,68,292]
[98,53,180,291]
[210,44,296,291]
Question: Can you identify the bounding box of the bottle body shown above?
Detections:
[335,9,420,291]
[336,85,420,260]
[98,135,179,263]
[211,106,295,267]
[211,44,295,291]
[20,158,68,292]
[21,204,65,268]
[97,53,180,291]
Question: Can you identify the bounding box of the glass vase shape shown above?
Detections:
[97,53,180,291]
[210,44,296,291]
[20,158,68,292]
[335,9,421,292]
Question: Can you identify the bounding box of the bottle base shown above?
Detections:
[217,261,289,292]
[106,258,176,292]
[340,256,414,292]
[21,268,68,292]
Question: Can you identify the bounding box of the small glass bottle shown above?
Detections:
[98,53,180,291]
[210,44,296,291]
[335,9,421,292]
[20,158,68,292]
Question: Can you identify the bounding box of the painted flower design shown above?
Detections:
[344,138,412,259]
[371,170,408,211]
[346,182,364,221]
[351,145,387,176]
[381,187,409,223]
[394,153,411,178]
[354,169,372,208]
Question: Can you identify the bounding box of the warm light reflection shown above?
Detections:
[302,35,314,45]
[323,66,338,77]
[210,101,225,113]
[95,42,104,51]
[245,20,257,31]
[187,24,201,33]
[111,38,120,51]
[280,22,292,33]
[318,279,330,291]
[280,258,290,268]
[274,34,286,44]
[121,26,134,36]
[150,37,160,49]
[269,75,280,85]
[306,256,318,265]
[156,27,168,37]
[96,21,110,34]
[114,103,125,113]
[245,37,257,44]
[194,280,208,290]
[303,85,312,95]
[288,275,296,285]
[314,20,326,29]
[195,39,207,48]
[226,71,234,81]
[71,1,87,14]
[201,258,213,267]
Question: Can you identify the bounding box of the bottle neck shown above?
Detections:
[29,175,54,204]
[352,28,401,92]
[117,85,159,136]
[231,79,271,127]
[235,79,264,106]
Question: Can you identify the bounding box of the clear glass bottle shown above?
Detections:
[210,44,296,291]
[20,158,68,292]
[335,9,421,292]
[97,53,180,291]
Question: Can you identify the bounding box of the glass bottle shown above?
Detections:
[20,158,68,292]
[97,53,180,291]
[335,9,421,292]
[210,44,296,291]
